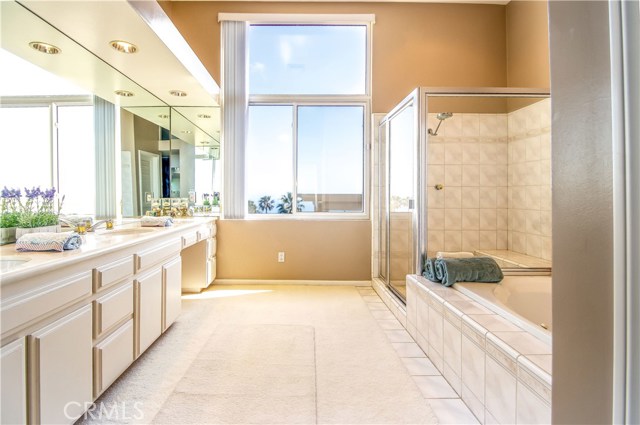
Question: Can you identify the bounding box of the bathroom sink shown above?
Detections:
[0,256,31,272]
[98,228,156,236]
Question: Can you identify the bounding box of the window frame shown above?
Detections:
[245,20,373,220]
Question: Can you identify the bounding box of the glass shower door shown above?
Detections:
[387,102,416,299]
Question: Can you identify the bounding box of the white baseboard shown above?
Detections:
[213,279,372,287]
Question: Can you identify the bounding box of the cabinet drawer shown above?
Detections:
[207,237,217,258]
[1,271,92,333]
[197,227,212,241]
[93,256,134,291]
[181,231,198,249]
[93,320,134,398]
[94,283,133,338]
[135,239,181,272]
[207,257,216,284]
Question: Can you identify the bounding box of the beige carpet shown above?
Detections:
[80,285,437,424]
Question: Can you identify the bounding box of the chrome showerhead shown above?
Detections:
[428,112,453,136]
[436,112,453,121]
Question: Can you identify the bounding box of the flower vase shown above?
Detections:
[15,224,61,239]
[1,227,16,245]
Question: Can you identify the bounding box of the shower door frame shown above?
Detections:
[379,87,551,302]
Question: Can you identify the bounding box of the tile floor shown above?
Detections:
[356,287,480,424]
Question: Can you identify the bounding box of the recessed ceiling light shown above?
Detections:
[114,90,134,97]
[181,130,192,134]
[197,114,211,119]
[158,114,169,119]
[29,41,61,54]
[169,90,187,97]
[110,40,138,54]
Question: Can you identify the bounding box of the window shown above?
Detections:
[0,98,96,215]
[244,22,371,216]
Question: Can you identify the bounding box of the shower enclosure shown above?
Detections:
[377,88,551,301]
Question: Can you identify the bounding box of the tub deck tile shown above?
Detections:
[467,313,523,332]
[492,331,551,356]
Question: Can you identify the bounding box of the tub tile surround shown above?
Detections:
[405,275,552,424]
[427,99,552,261]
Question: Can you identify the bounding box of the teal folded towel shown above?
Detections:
[15,231,82,252]
[434,257,504,287]
[423,257,441,282]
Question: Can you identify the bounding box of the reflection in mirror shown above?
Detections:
[1,1,167,219]
[170,107,221,212]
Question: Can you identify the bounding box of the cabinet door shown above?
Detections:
[31,305,92,425]
[135,268,162,356]
[163,256,182,331]
[1,338,26,424]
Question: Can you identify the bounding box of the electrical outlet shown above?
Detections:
[278,252,285,263]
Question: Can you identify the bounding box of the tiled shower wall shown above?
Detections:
[426,114,509,253]
[427,99,552,259]
[507,99,552,261]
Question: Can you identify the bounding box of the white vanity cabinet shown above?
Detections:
[0,218,215,424]
[181,221,217,293]
[1,338,27,424]
[135,268,163,357]
[163,256,182,331]
[30,304,93,425]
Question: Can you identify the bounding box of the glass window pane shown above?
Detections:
[246,105,293,214]
[297,106,364,213]
[0,106,51,189]
[57,105,95,215]
[249,25,366,95]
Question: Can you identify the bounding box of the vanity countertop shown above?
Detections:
[0,217,217,285]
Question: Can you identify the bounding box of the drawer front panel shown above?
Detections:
[93,256,134,291]
[181,231,198,249]
[1,271,92,333]
[94,283,134,338]
[136,240,181,272]
[197,227,212,241]
[93,319,134,397]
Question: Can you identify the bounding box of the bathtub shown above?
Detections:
[454,275,552,344]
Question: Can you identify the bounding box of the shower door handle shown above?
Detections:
[408,199,415,210]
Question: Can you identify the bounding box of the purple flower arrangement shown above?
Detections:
[1,186,64,229]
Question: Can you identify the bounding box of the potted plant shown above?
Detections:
[1,187,21,245]
[15,187,64,238]
[211,192,220,213]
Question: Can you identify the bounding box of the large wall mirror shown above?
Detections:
[0,1,220,218]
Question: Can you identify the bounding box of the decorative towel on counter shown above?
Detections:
[434,257,504,287]
[141,216,174,227]
[423,257,441,283]
[15,231,82,252]
[59,214,93,227]
[436,251,475,259]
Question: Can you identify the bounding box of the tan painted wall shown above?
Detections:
[165,1,507,113]
[506,0,550,88]
[216,219,371,280]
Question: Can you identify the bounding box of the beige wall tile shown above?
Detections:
[462,231,480,251]
[462,165,481,187]
[480,209,497,230]
[444,230,463,251]
[462,209,480,230]
[445,187,462,209]
[428,144,445,164]
[461,187,480,209]
[445,144,463,164]
[445,208,462,230]
[428,209,446,230]
[462,143,481,164]
[445,164,463,186]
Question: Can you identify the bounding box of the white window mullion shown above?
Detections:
[292,103,299,216]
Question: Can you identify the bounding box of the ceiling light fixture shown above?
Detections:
[114,90,134,97]
[29,41,61,54]
[158,114,169,119]
[110,40,138,54]
[169,90,187,97]
[181,130,192,134]
[197,114,211,119]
